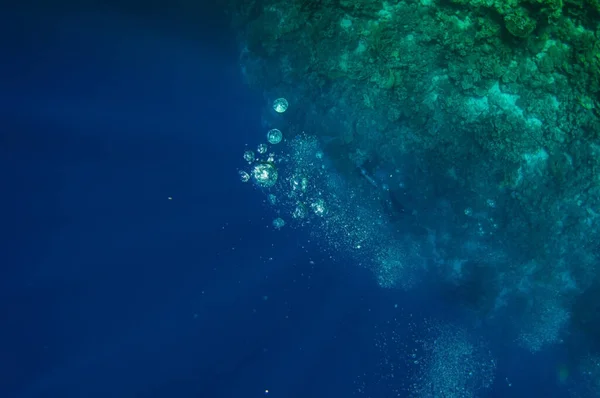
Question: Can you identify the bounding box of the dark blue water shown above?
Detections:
[0,3,382,397]
[0,2,585,398]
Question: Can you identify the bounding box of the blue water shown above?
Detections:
[0,2,588,398]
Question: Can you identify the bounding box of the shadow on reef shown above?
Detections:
[320,135,431,237]
[567,279,600,355]
[428,259,501,317]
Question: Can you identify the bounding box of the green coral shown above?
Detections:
[525,0,563,21]
[504,9,537,37]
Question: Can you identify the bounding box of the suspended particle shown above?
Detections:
[267,153,275,163]
[252,162,278,188]
[257,143,268,154]
[267,129,283,145]
[267,193,277,205]
[239,170,250,183]
[243,150,255,163]
[272,217,285,229]
[273,98,289,113]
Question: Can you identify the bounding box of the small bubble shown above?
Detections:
[243,150,255,163]
[239,170,250,183]
[272,217,285,229]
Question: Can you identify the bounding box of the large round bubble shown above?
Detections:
[273,98,289,113]
[267,128,283,144]
[252,162,278,188]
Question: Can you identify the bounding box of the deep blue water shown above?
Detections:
[0,2,586,398]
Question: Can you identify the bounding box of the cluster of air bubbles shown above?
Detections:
[239,100,290,190]
[361,318,496,398]
[269,134,415,273]
[310,198,327,216]
[240,101,420,289]
[412,323,496,398]
[517,295,570,352]
[238,98,296,229]
[240,121,421,293]
[373,245,420,290]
